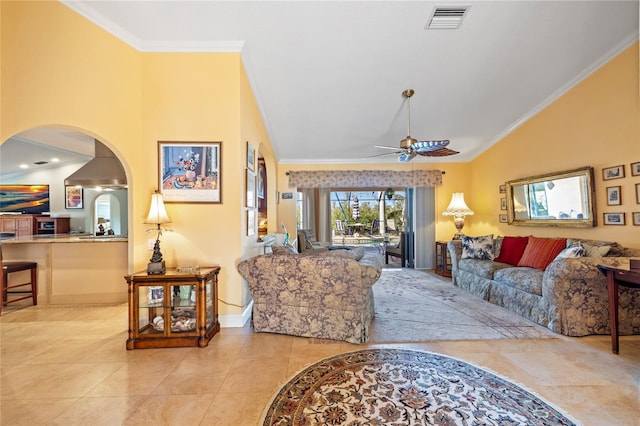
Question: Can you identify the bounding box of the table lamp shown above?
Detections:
[144,190,171,274]
[442,192,474,240]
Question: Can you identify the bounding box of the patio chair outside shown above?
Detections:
[367,219,379,235]
[386,219,397,234]
[335,220,348,235]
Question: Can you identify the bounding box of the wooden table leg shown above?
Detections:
[606,271,619,354]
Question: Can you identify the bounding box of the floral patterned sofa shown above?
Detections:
[236,248,383,343]
[448,236,640,337]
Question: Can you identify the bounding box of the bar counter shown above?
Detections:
[2,234,128,305]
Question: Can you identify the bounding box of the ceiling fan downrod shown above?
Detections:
[401,89,417,149]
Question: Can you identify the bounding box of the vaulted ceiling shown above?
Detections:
[3,1,638,174]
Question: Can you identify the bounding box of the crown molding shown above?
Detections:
[61,1,244,52]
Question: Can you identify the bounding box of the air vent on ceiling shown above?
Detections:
[426,6,469,30]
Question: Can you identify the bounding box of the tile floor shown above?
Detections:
[1,299,639,425]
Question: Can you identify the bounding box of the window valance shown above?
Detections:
[287,170,442,188]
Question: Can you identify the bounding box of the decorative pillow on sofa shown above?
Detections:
[554,242,585,260]
[517,236,566,270]
[494,236,529,266]
[461,235,494,260]
[566,238,614,257]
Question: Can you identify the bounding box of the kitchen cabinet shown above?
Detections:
[0,215,36,237]
[125,267,220,349]
[35,217,70,235]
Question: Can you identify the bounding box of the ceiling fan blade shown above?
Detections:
[420,147,459,157]
[374,145,403,151]
[413,140,450,151]
[365,151,401,158]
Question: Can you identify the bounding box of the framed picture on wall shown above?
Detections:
[158,141,222,203]
[499,214,508,223]
[636,183,640,204]
[633,212,640,226]
[247,141,255,171]
[246,170,256,208]
[603,212,625,225]
[606,186,622,206]
[65,186,83,209]
[247,209,256,236]
[602,165,625,180]
[631,162,640,177]
[500,198,507,210]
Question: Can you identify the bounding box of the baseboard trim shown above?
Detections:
[219,301,252,328]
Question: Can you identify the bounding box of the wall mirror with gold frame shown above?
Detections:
[505,166,596,227]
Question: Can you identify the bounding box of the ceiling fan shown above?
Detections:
[374,89,459,162]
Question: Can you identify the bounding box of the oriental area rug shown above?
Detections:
[369,269,557,343]
[261,349,576,425]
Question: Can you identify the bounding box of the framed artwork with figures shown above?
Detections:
[158,141,222,203]
[65,186,83,209]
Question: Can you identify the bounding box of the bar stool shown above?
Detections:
[0,239,37,312]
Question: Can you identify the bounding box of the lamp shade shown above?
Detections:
[144,190,171,225]
[442,192,474,217]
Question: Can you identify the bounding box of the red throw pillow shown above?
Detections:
[494,236,529,266]
[517,236,567,270]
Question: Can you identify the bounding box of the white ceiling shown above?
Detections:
[2,1,638,172]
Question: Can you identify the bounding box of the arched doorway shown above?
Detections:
[0,126,131,305]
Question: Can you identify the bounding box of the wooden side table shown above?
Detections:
[597,264,640,354]
[125,266,220,349]
[435,241,452,278]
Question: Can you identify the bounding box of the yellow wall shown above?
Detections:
[470,42,639,248]
[1,1,276,317]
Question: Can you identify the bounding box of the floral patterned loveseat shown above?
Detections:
[448,236,640,337]
[237,248,383,343]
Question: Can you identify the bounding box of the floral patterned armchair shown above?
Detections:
[237,249,383,343]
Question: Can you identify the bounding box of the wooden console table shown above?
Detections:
[597,264,640,354]
[125,266,220,349]
[435,241,452,277]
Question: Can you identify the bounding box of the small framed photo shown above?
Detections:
[602,165,625,180]
[499,214,508,223]
[631,162,640,177]
[148,286,164,305]
[632,212,640,226]
[500,198,507,210]
[247,209,256,236]
[603,212,625,225]
[246,141,255,171]
[282,192,293,200]
[246,170,256,208]
[65,186,83,209]
[159,141,222,203]
[606,186,622,206]
[499,184,506,194]
[636,183,640,204]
